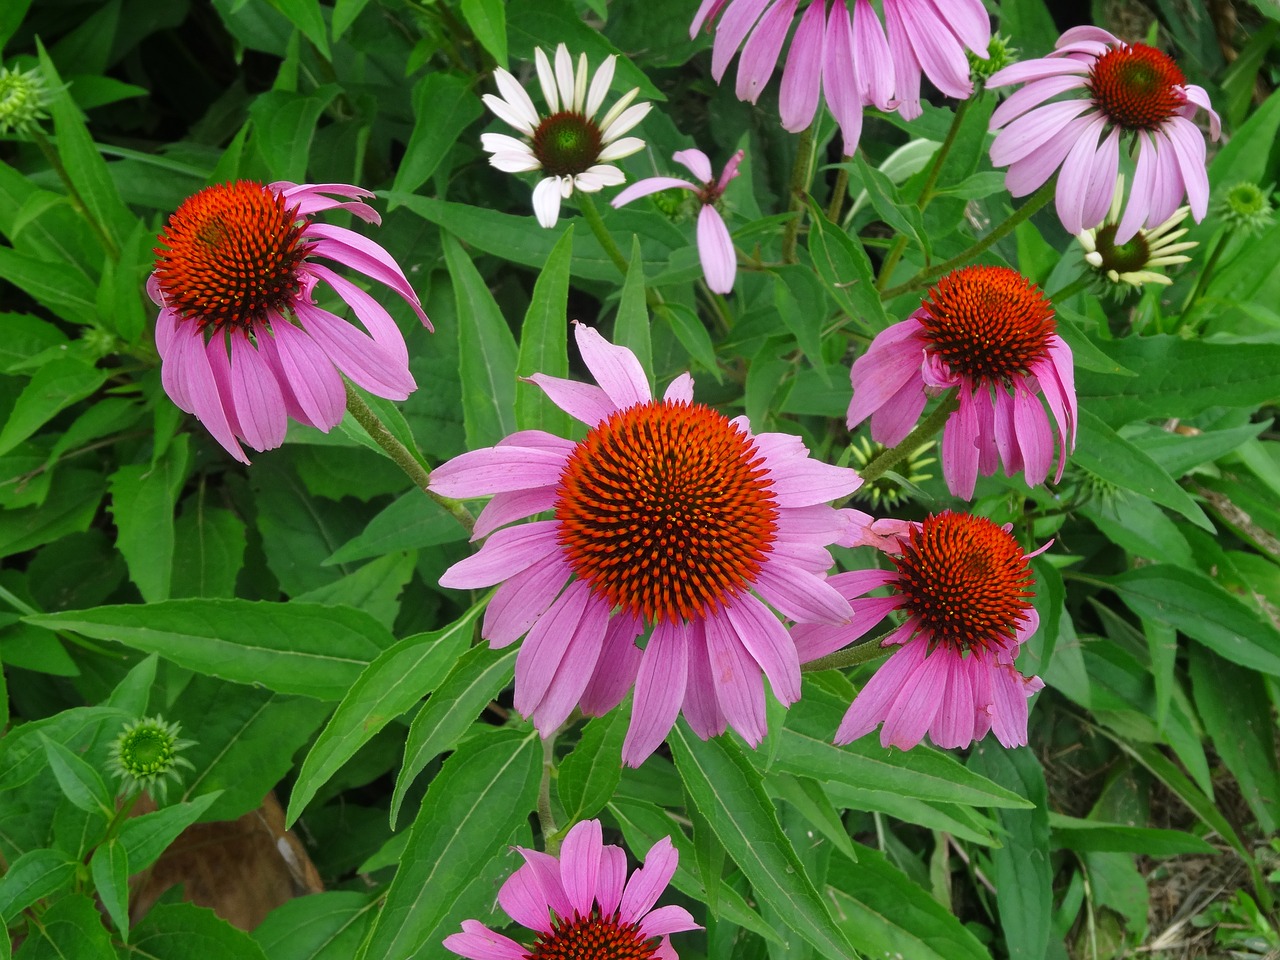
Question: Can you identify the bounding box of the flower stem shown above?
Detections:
[881,177,1056,299]
[32,128,120,262]
[577,192,630,276]
[538,734,560,855]
[343,383,475,534]
[1181,228,1230,316]
[802,628,896,672]
[915,96,972,211]
[858,393,959,483]
[1047,274,1093,303]
[781,123,817,264]
[827,155,851,223]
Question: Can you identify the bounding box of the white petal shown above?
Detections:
[489,151,543,173]
[598,136,646,161]
[482,93,536,136]
[555,45,576,112]
[535,47,559,112]
[532,178,563,228]
[601,102,652,142]
[586,55,617,118]
[574,53,589,112]
[493,69,540,130]
[599,88,640,131]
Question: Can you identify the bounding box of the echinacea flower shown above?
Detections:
[107,715,196,802]
[988,26,1221,242]
[444,819,699,960]
[1217,180,1275,235]
[794,511,1045,750]
[847,265,1076,499]
[612,148,744,293]
[151,180,429,463]
[1076,175,1195,287]
[429,324,860,766]
[482,44,651,228]
[690,0,988,152]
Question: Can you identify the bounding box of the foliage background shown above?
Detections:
[2,0,1280,958]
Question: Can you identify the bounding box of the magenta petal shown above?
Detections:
[851,0,895,111]
[258,318,346,430]
[929,652,976,749]
[735,0,797,103]
[941,386,980,499]
[526,373,617,426]
[165,326,248,463]
[889,0,971,99]
[473,486,559,541]
[596,845,627,918]
[429,446,568,498]
[1165,117,1210,220]
[1115,131,1157,243]
[1012,385,1053,486]
[306,263,411,366]
[778,0,825,132]
[868,374,930,449]
[514,580,593,720]
[622,620,688,766]
[696,205,737,294]
[848,319,926,428]
[640,904,701,938]
[559,819,604,919]
[990,73,1088,130]
[497,865,555,935]
[443,919,528,960]
[482,552,571,648]
[293,300,415,399]
[573,323,651,410]
[619,836,679,924]
[834,632,928,744]
[763,450,861,506]
[1054,114,1106,234]
[579,611,644,715]
[822,0,864,156]
[227,330,287,451]
[722,592,800,704]
[438,520,561,589]
[880,644,950,749]
[711,0,772,81]
[531,595,609,734]
[681,620,728,739]
[511,849,573,925]
[303,223,427,322]
[990,665,1037,747]
[703,613,767,747]
[752,562,851,625]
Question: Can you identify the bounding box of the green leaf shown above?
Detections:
[445,232,519,450]
[0,847,75,923]
[286,603,480,825]
[657,302,719,377]
[1103,564,1280,676]
[0,355,108,456]
[11,893,115,960]
[853,155,930,259]
[1048,814,1217,856]
[0,247,98,324]
[170,501,248,599]
[968,745,1053,960]
[805,198,887,331]
[0,469,104,560]
[294,552,415,631]
[614,236,653,377]
[331,0,372,38]
[27,599,395,700]
[774,265,830,381]
[132,902,269,959]
[117,792,222,871]
[40,734,113,818]
[461,0,507,66]
[390,73,485,199]
[253,891,378,960]
[670,725,858,960]
[0,0,34,52]
[516,226,574,436]
[108,437,191,602]
[90,838,130,940]
[248,87,340,182]
[1074,409,1212,530]
[359,729,541,960]
[265,0,331,59]
[1054,307,1137,376]
[558,710,627,820]
[390,643,515,828]
[826,845,992,960]
[325,491,468,565]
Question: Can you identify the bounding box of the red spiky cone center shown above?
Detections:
[554,399,779,625]
[526,909,660,960]
[1088,43,1186,130]
[918,265,1055,385]
[891,512,1035,654]
[153,180,308,330]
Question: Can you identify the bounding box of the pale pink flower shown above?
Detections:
[794,511,1045,750]
[847,265,1076,499]
[430,324,860,766]
[481,43,651,228]
[988,26,1221,242]
[689,0,988,151]
[444,819,699,960]
[611,148,744,294]
[150,180,429,463]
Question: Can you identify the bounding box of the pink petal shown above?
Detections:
[735,0,797,103]
[989,100,1093,168]
[696,205,736,294]
[306,263,414,367]
[513,580,594,720]
[497,865,556,934]
[779,0,825,132]
[437,520,561,589]
[941,385,979,499]
[429,446,568,498]
[559,819,604,918]
[852,0,895,111]
[473,486,559,541]
[752,562,850,625]
[258,317,346,431]
[867,374,930,449]
[303,223,426,321]
[622,620,689,766]
[596,845,628,918]
[579,611,644,715]
[986,57,1090,90]
[880,643,951,749]
[834,632,928,744]
[526,373,617,427]
[443,919,528,960]
[482,552,571,648]
[681,620,728,739]
[847,318,927,428]
[1012,384,1053,486]
[703,613,767,746]
[1115,131,1157,244]
[530,594,609,734]
[711,0,773,81]
[165,326,248,463]
[574,323,651,410]
[640,904,702,937]
[662,372,695,404]
[611,177,697,208]
[887,0,972,99]
[227,330,287,451]
[1053,114,1106,234]
[928,652,976,749]
[619,836,679,924]
[1164,118,1210,221]
[691,0,731,35]
[673,149,714,183]
[823,0,864,156]
[722,592,800,704]
[293,300,416,400]
[990,73,1090,130]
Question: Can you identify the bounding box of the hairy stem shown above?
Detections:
[857,393,959,483]
[781,123,817,263]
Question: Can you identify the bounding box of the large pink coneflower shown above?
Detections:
[847,265,1075,499]
[690,0,988,152]
[988,26,1221,241]
[150,180,429,463]
[430,324,860,766]
[444,819,699,960]
[612,148,744,294]
[794,511,1045,750]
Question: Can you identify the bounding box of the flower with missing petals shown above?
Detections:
[612,148,744,294]
[794,511,1045,750]
[848,265,1076,499]
[151,180,429,463]
[444,819,698,960]
[482,44,651,228]
[429,324,860,766]
[1076,175,1195,287]
[988,26,1220,242]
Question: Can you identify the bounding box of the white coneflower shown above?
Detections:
[1077,175,1197,287]
[481,44,651,228]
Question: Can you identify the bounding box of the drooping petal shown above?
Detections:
[482,552,572,648]
[227,330,288,452]
[778,0,826,133]
[703,613,768,746]
[532,177,564,229]
[611,177,698,208]
[438,520,562,589]
[622,620,689,766]
[695,205,737,294]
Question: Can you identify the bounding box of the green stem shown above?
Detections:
[875,235,910,293]
[343,383,475,534]
[881,178,1056,300]
[1047,274,1093,304]
[827,156,852,223]
[915,96,972,211]
[32,128,119,262]
[802,626,897,672]
[537,734,560,855]
[858,393,959,484]
[577,192,630,275]
[781,123,817,264]
[1181,228,1230,316]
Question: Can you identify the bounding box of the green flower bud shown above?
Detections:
[848,436,936,510]
[1218,181,1275,236]
[107,716,196,803]
[969,34,1018,85]
[0,65,51,136]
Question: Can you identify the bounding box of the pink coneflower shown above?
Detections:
[150,180,429,464]
[481,44,651,228]
[794,511,1045,750]
[430,324,859,766]
[690,0,988,152]
[988,26,1221,242]
[847,265,1075,499]
[444,819,699,960]
[611,148,744,294]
